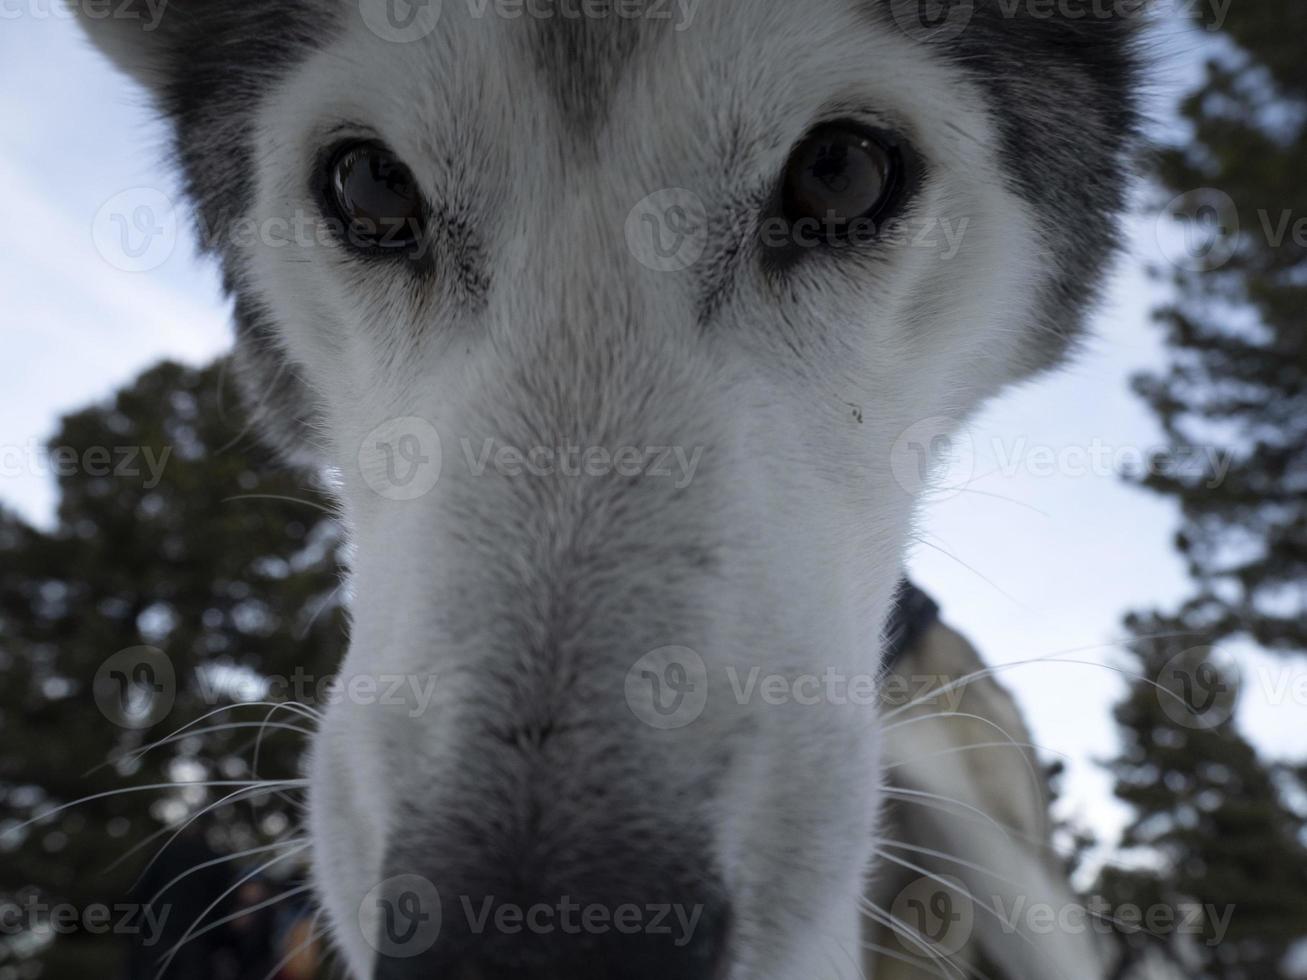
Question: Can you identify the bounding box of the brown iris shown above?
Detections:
[327,142,425,252]
[781,124,902,238]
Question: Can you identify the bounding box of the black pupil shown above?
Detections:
[333,146,422,247]
[786,129,892,225]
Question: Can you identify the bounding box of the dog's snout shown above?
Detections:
[374,920,730,980]
[370,866,731,980]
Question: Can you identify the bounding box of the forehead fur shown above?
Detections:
[109,0,1142,241]
[521,1,654,132]
[80,0,1140,457]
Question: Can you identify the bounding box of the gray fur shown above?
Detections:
[72,3,1145,976]
[79,0,1140,459]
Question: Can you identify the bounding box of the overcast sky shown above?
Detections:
[2,10,1303,852]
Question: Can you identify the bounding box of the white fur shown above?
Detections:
[231,3,1050,976]
[75,0,1099,976]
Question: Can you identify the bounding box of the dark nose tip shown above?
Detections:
[371,887,730,980]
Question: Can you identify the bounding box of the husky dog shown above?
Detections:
[874,587,1188,980]
[75,1,1142,977]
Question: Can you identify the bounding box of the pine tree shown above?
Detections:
[1100,2,1307,976]
[1103,616,1307,978]
[1138,1,1307,653]
[0,361,345,977]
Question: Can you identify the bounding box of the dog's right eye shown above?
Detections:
[324,142,426,253]
[780,123,908,240]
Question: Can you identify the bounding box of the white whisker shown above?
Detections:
[879,710,1046,807]
[83,699,322,780]
[153,845,312,979]
[147,837,306,911]
[858,899,969,980]
[3,780,308,840]
[257,910,325,980]
[880,633,1200,722]
[880,786,1025,843]
[871,851,1063,979]
[110,783,304,881]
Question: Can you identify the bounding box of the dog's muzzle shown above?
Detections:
[370,863,731,980]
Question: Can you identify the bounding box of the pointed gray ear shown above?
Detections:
[68,0,182,91]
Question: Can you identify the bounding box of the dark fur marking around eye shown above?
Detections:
[140,3,344,461]
[863,0,1144,373]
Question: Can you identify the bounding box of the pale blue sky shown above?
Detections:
[2,11,1302,853]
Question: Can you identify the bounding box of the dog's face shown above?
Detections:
[78,1,1137,976]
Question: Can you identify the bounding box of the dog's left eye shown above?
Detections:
[325,141,425,252]
[781,124,906,237]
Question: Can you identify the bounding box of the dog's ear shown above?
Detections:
[68,0,184,92]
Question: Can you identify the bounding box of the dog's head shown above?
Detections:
[78,1,1139,976]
